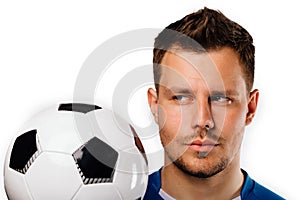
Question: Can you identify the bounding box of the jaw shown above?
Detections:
[163,142,243,180]
[161,151,243,200]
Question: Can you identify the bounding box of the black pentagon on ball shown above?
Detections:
[73,137,119,184]
[9,129,40,174]
[58,103,101,114]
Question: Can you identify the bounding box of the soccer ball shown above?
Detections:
[4,103,148,200]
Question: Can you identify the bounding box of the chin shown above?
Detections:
[173,154,229,179]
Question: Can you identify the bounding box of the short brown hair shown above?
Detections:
[153,7,255,92]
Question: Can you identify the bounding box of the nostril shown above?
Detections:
[205,120,214,130]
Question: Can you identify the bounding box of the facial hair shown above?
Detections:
[171,153,228,178]
[162,129,229,178]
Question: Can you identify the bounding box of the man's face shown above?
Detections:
[148,47,258,178]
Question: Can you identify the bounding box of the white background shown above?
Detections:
[1,0,299,199]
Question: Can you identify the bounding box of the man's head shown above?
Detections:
[148,7,259,178]
[153,7,255,93]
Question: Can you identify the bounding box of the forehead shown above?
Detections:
[159,47,246,93]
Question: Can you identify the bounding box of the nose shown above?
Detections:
[193,99,214,131]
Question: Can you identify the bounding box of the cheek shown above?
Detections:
[158,105,185,140]
[220,110,247,154]
[212,106,247,141]
[226,111,246,131]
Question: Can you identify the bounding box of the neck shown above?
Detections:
[161,155,244,200]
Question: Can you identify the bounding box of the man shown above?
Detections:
[143,7,284,200]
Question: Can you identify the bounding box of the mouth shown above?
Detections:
[187,140,219,153]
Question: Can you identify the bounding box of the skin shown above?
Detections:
[148,47,259,199]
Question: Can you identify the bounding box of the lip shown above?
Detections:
[187,140,219,152]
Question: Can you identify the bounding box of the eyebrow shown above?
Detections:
[163,87,239,96]
[210,90,240,96]
[163,87,193,95]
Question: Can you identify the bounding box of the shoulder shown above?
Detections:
[241,169,285,200]
[142,168,285,200]
[143,168,163,200]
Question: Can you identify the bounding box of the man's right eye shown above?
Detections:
[172,95,192,104]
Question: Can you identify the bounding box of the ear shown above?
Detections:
[147,88,159,124]
[246,89,259,125]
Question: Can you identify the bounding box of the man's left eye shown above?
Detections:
[209,96,232,104]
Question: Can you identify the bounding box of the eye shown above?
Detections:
[209,96,232,105]
[172,95,193,104]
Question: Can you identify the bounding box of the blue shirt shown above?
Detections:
[143,168,284,200]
